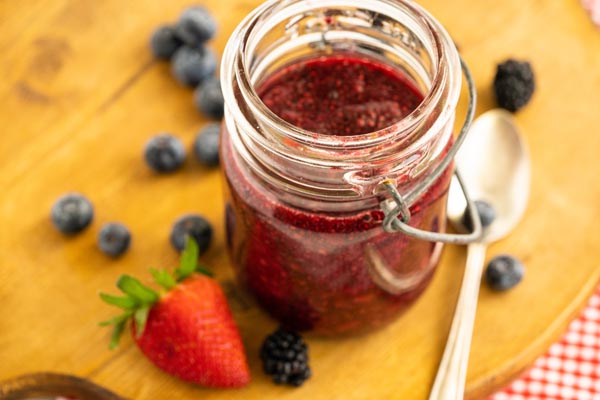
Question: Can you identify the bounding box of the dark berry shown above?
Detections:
[485,255,525,291]
[463,200,496,232]
[493,59,535,112]
[51,193,94,235]
[150,25,183,60]
[144,134,186,173]
[170,214,213,255]
[193,123,221,167]
[98,223,131,258]
[175,6,218,46]
[260,328,311,387]
[194,77,224,119]
[171,45,217,87]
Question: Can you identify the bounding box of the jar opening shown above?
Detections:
[221,0,461,202]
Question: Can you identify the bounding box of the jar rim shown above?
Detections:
[221,0,463,203]
[222,0,461,153]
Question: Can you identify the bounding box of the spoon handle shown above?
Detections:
[428,242,487,400]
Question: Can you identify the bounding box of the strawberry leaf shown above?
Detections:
[99,314,125,327]
[175,236,199,281]
[99,312,132,349]
[99,312,132,326]
[117,275,159,305]
[195,264,214,277]
[99,292,138,309]
[109,314,130,350]
[150,268,176,291]
[134,306,151,339]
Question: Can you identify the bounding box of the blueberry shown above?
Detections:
[170,214,213,255]
[194,123,221,167]
[485,255,525,291]
[175,6,217,46]
[51,193,94,235]
[98,223,131,257]
[171,45,217,87]
[194,77,224,119]
[150,25,183,60]
[144,134,186,173]
[463,200,496,232]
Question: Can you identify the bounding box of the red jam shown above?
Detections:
[259,55,423,135]
[222,55,452,335]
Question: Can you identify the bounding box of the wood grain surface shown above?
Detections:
[1,1,600,399]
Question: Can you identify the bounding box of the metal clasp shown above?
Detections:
[379,56,482,244]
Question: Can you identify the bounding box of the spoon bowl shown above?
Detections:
[447,109,531,242]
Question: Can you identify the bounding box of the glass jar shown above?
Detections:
[220,0,463,335]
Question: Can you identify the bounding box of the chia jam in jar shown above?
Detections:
[220,0,463,335]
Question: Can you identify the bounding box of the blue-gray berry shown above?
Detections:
[170,214,213,255]
[171,45,217,87]
[194,123,221,167]
[144,133,186,173]
[463,200,496,232]
[176,6,217,46]
[194,77,224,119]
[150,25,183,60]
[51,193,94,235]
[485,255,525,291]
[98,223,131,258]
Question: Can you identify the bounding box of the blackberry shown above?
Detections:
[170,214,213,255]
[493,59,535,112]
[144,133,186,173]
[150,25,183,60]
[485,255,525,291]
[51,193,94,235]
[260,328,311,387]
[175,6,218,46]
[193,123,221,167]
[462,200,496,232]
[98,223,131,258]
[171,45,217,87]
[194,77,224,119]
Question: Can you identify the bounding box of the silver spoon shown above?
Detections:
[428,109,531,400]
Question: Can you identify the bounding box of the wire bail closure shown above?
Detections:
[379,57,482,245]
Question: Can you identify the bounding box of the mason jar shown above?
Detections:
[220,0,470,335]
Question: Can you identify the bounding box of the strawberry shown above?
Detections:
[100,238,250,388]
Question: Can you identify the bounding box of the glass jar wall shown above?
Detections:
[220,0,461,335]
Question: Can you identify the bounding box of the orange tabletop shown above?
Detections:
[1,1,600,399]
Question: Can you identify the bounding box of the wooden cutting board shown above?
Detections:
[1,1,600,399]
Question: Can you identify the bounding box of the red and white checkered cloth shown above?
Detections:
[582,0,600,26]
[490,289,600,400]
